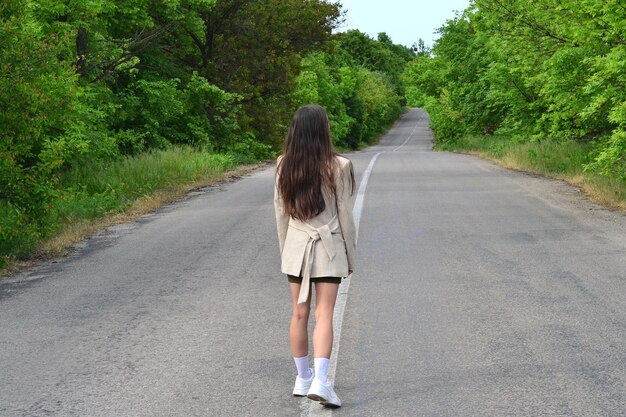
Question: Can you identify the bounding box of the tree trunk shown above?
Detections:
[76,27,88,77]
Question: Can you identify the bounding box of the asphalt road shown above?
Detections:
[1,109,625,416]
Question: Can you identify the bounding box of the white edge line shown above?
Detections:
[393,121,418,152]
[305,151,381,417]
[353,153,382,239]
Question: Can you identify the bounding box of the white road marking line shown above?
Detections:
[393,118,418,152]
[304,151,381,417]
[353,153,382,239]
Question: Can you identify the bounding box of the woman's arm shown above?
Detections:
[274,164,289,254]
[336,159,357,273]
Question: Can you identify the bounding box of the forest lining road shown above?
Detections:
[2,109,625,416]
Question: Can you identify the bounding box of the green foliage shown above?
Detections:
[440,135,595,177]
[38,147,237,257]
[109,73,243,154]
[294,52,403,148]
[586,131,626,180]
[293,33,408,149]
[401,1,626,183]
[336,29,414,97]
[1,0,406,266]
[0,0,84,262]
[57,147,235,217]
[402,55,445,107]
[357,70,403,143]
[294,52,357,146]
[182,0,343,147]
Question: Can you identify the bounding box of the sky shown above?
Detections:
[336,0,471,48]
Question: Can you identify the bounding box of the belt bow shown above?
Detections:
[290,215,339,304]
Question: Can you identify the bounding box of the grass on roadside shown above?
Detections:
[1,113,403,276]
[437,135,626,211]
[1,147,266,275]
[55,147,237,221]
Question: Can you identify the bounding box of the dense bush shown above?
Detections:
[1,2,411,266]
[294,31,410,149]
[0,1,83,260]
[402,1,626,180]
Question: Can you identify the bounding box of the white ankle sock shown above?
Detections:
[314,357,330,383]
[293,356,311,378]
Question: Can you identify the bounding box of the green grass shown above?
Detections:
[2,117,398,272]
[437,135,626,209]
[1,147,244,272]
[54,147,236,223]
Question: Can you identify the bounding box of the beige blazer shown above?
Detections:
[274,155,357,303]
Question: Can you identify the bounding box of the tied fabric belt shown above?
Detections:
[289,215,340,304]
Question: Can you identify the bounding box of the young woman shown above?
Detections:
[274,105,356,408]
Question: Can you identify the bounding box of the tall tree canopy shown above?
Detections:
[402,0,626,179]
[1,0,412,264]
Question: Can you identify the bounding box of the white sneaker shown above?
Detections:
[292,369,314,396]
[307,377,341,407]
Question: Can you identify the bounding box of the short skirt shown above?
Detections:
[287,275,342,284]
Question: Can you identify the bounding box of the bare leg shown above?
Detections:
[312,282,340,358]
[290,282,312,357]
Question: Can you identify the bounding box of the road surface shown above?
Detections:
[1,109,625,416]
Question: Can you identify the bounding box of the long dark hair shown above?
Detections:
[277,105,341,221]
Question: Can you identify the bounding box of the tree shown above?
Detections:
[401,0,626,179]
[335,29,414,96]
[1,0,85,258]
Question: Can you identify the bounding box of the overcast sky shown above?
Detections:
[336,0,471,48]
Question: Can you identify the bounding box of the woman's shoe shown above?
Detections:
[307,377,341,407]
[292,369,314,396]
